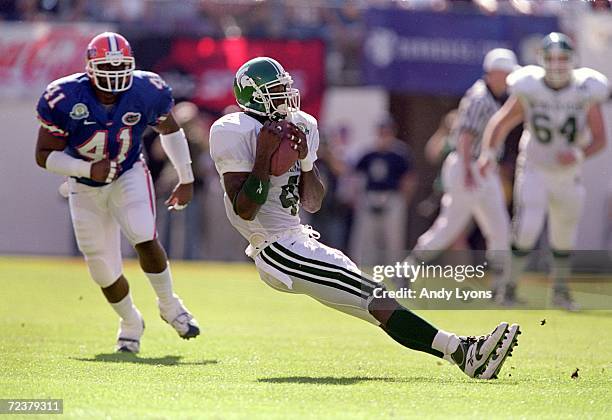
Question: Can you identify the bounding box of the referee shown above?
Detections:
[402,48,519,298]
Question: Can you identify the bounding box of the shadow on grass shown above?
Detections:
[72,353,218,366]
[257,376,519,385]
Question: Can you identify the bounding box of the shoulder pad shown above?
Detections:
[466,79,487,96]
[132,70,162,80]
[131,70,171,94]
[210,113,260,136]
[46,73,89,89]
[574,68,609,103]
[507,65,544,96]
[290,110,318,129]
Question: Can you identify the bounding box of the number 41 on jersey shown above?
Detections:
[77,127,132,163]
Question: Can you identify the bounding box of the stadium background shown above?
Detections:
[1,3,612,418]
[1,0,611,267]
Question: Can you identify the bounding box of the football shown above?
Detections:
[270,122,299,176]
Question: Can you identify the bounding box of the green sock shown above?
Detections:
[381,308,443,358]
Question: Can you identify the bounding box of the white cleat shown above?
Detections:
[116,312,145,354]
[159,297,200,340]
[452,322,509,378]
[478,323,521,379]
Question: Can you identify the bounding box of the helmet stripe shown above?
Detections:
[267,58,282,77]
[108,34,118,52]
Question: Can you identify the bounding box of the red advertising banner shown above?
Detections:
[153,37,326,118]
[0,23,113,98]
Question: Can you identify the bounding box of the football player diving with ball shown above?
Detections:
[209,56,521,379]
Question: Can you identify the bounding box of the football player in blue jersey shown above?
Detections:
[34,32,200,353]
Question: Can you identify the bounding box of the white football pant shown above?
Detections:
[414,152,511,262]
[254,227,381,325]
[68,160,157,288]
[512,160,585,251]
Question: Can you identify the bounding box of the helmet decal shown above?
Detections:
[238,73,256,92]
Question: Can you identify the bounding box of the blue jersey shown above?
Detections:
[356,149,413,192]
[36,70,174,186]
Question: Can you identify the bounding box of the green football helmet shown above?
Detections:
[540,32,574,88]
[233,57,300,120]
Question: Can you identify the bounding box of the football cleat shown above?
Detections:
[452,322,509,378]
[116,313,145,354]
[159,297,200,340]
[495,284,526,307]
[478,323,521,379]
[552,290,580,312]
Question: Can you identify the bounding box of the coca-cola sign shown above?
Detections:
[0,23,113,97]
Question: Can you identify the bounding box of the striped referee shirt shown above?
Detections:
[448,79,504,159]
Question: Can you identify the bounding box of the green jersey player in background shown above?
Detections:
[479,32,609,309]
[209,56,520,379]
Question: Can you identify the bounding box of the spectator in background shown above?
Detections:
[349,117,417,266]
[308,136,353,250]
[152,101,209,260]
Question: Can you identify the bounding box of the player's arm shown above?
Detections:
[153,112,194,210]
[400,170,417,203]
[478,95,524,173]
[294,126,325,213]
[35,127,113,183]
[299,165,325,213]
[558,103,607,166]
[223,120,283,221]
[458,130,477,188]
[583,103,606,158]
[35,126,69,168]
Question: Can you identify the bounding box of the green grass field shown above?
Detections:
[1,257,611,419]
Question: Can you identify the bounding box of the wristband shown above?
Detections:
[242,174,270,205]
[572,147,585,163]
[160,128,195,184]
[300,157,314,172]
[480,149,497,162]
[46,151,91,178]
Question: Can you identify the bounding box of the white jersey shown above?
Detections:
[507,65,608,170]
[209,111,320,248]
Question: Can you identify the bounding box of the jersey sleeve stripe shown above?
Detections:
[37,115,68,137]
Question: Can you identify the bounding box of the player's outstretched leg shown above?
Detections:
[102,275,145,353]
[256,235,520,379]
[134,239,200,339]
[369,297,520,379]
